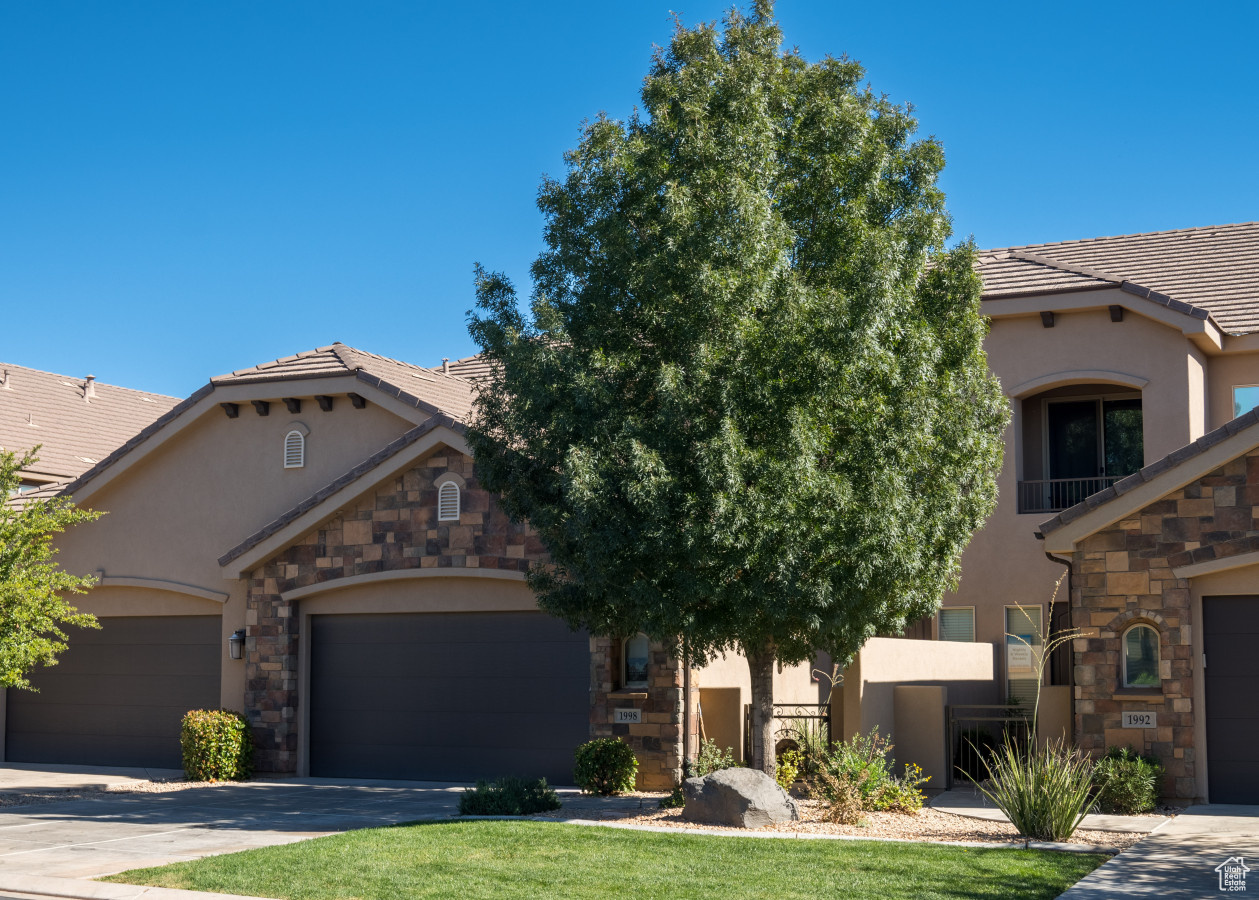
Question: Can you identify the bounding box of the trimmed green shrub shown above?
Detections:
[693,739,740,777]
[180,709,255,782]
[973,739,1096,842]
[1093,746,1164,814]
[458,777,561,815]
[574,738,638,795]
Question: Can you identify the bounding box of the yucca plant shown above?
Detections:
[973,738,1096,842]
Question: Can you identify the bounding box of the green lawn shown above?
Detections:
[104,820,1106,900]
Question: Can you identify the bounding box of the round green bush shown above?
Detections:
[574,738,638,795]
[1093,746,1164,814]
[180,709,255,782]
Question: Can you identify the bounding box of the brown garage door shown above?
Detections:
[1204,596,1259,803]
[309,612,589,783]
[5,616,220,769]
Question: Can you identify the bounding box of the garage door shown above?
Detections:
[309,612,589,783]
[1204,596,1259,803]
[5,616,220,769]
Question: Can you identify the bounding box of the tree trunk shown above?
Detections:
[746,645,777,776]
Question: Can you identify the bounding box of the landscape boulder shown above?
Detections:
[681,767,800,828]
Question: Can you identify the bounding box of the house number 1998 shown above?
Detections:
[614,708,641,724]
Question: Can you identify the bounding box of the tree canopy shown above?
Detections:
[468,0,1007,768]
[0,449,100,689]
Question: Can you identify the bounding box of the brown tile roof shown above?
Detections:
[436,354,496,382]
[1037,406,1259,536]
[978,222,1259,333]
[214,343,476,421]
[0,364,180,482]
[4,479,72,510]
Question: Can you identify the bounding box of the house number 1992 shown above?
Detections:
[1122,711,1156,728]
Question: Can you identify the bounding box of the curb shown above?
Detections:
[0,872,277,900]
[455,815,1122,854]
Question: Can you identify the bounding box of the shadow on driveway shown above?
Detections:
[0,780,469,879]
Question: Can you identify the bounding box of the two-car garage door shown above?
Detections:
[4,611,590,784]
[5,616,220,769]
[308,612,590,784]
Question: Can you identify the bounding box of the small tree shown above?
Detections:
[467,1,1006,773]
[0,449,100,689]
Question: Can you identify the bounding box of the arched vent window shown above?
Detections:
[283,430,305,469]
[1122,623,1160,688]
[437,481,460,521]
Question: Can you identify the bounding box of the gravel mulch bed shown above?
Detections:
[540,795,1150,851]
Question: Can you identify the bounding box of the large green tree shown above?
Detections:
[0,449,100,689]
[468,1,1007,773]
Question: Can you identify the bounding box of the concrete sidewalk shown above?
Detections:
[1060,805,1259,897]
[0,766,183,795]
[930,786,1170,833]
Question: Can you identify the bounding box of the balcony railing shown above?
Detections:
[1017,477,1120,514]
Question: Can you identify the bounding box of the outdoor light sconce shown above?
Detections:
[229,629,246,660]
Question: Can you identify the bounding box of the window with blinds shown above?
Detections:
[437,481,460,521]
[938,608,974,642]
[283,431,305,469]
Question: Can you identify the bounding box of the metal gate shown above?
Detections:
[946,703,1032,788]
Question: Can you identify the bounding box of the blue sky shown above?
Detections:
[3,1,1256,397]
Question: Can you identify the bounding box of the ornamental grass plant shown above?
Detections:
[973,738,1096,843]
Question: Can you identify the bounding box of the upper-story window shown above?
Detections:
[1019,386,1143,513]
[1234,385,1259,419]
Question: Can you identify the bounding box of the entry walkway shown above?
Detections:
[1060,805,1259,897]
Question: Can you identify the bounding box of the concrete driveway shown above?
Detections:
[0,779,467,880]
[1061,804,1259,897]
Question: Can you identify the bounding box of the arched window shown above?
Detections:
[283,430,305,469]
[1122,624,1160,688]
[623,633,650,689]
[437,481,460,521]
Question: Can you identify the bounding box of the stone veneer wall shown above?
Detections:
[589,637,696,790]
[244,446,694,781]
[1071,450,1259,800]
[244,449,547,772]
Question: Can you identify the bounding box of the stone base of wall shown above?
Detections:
[589,637,697,790]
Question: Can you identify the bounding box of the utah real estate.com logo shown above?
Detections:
[1217,857,1250,892]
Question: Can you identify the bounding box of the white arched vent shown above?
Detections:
[437,481,460,521]
[283,430,305,469]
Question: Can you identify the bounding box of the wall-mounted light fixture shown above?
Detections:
[229,629,246,660]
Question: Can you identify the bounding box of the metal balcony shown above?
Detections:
[1017,476,1120,514]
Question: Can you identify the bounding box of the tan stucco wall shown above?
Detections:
[50,389,418,716]
[892,685,948,788]
[696,651,819,705]
[841,637,995,741]
[947,299,1206,694]
[693,651,824,762]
